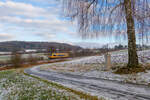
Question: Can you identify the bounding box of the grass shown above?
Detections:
[0,55,10,62]
[0,69,79,100]
[40,63,102,73]
[25,73,99,100]
[0,69,101,100]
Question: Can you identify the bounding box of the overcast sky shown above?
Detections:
[0,0,130,47]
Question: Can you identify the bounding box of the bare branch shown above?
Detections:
[63,0,150,39]
[109,3,124,21]
[87,0,96,9]
[134,13,150,21]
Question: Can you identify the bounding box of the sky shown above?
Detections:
[0,0,142,48]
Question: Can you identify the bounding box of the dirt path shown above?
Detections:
[24,64,150,100]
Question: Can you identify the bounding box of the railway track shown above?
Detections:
[0,58,72,67]
[0,58,73,71]
[25,65,150,100]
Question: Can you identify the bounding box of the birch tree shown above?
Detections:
[63,0,150,68]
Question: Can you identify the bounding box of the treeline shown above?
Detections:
[114,44,150,51]
[0,41,82,52]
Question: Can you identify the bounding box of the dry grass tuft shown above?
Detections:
[114,65,146,74]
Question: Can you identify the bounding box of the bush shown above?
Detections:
[11,53,23,68]
[114,65,146,74]
[28,54,38,64]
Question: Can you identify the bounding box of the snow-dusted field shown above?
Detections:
[40,50,150,85]
[0,53,48,63]
[0,70,82,100]
[26,63,150,100]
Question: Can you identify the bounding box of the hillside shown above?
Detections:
[0,41,82,52]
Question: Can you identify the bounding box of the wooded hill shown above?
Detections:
[0,41,82,52]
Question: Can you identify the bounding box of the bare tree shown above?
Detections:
[11,51,23,68]
[63,0,150,68]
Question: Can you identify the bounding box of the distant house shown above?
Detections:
[25,49,37,53]
[0,52,11,55]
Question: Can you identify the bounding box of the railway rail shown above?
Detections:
[0,58,72,68]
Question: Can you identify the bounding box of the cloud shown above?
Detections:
[74,42,104,49]
[0,1,47,18]
[0,33,14,41]
[0,0,78,42]
[36,32,56,39]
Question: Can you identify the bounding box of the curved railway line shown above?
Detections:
[0,58,72,71]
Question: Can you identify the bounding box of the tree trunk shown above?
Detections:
[124,0,139,68]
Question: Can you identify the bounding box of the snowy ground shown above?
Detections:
[40,50,150,85]
[25,65,150,100]
[0,69,84,100]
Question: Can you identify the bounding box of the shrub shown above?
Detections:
[27,54,44,65]
[114,65,146,74]
[11,53,23,68]
[28,54,37,64]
